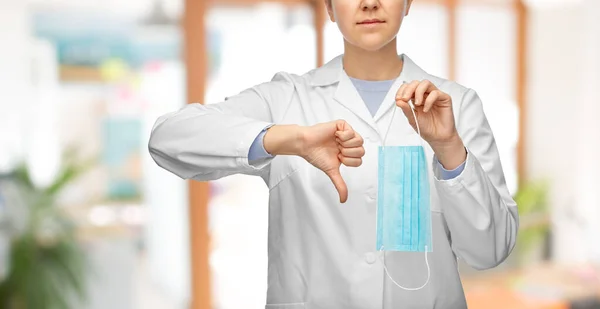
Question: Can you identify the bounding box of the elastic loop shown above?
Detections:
[378,245,431,291]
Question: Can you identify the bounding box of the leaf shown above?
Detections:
[45,240,88,301]
[44,150,98,197]
[12,163,34,190]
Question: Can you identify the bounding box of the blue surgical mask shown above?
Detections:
[376,92,432,291]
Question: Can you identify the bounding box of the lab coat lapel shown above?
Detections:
[333,72,380,136]
[373,77,406,123]
[372,55,431,138]
[373,54,425,123]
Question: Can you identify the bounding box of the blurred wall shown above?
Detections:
[576,0,600,263]
[0,1,31,173]
[140,61,191,308]
[527,0,600,263]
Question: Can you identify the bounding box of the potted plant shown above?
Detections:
[513,179,551,266]
[0,148,95,309]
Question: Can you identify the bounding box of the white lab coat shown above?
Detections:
[148,54,519,309]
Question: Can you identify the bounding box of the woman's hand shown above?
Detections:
[395,80,467,170]
[264,120,365,203]
[299,120,365,203]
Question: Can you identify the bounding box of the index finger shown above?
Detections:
[396,80,420,102]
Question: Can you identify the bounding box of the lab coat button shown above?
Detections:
[365,253,377,264]
[367,190,376,200]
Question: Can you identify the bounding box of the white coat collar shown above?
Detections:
[309,54,429,138]
[309,53,429,87]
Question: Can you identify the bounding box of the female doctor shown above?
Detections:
[148,0,519,307]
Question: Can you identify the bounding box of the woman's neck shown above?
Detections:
[342,38,403,81]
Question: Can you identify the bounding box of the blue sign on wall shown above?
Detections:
[33,10,182,68]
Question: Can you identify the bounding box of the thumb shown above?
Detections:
[335,119,348,132]
[326,168,348,203]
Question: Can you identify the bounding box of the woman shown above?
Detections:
[148,0,519,307]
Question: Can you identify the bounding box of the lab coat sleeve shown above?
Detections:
[148,78,294,181]
[432,88,519,270]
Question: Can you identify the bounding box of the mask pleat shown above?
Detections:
[407,148,416,251]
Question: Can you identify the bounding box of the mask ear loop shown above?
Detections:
[378,84,431,291]
[380,244,431,291]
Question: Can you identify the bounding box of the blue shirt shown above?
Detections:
[247,77,466,180]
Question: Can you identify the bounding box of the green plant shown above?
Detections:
[513,179,550,263]
[0,148,96,309]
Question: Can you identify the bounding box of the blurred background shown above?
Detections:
[0,0,598,308]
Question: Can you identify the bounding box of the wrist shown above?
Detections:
[431,134,467,170]
[263,125,305,156]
